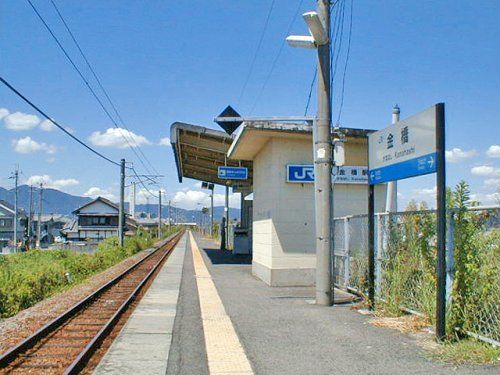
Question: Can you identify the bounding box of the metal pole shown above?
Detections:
[314,0,333,306]
[158,190,162,238]
[210,186,214,236]
[435,102,447,340]
[168,200,171,227]
[119,159,125,247]
[13,169,18,251]
[385,105,400,212]
[368,184,375,308]
[36,183,43,249]
[225,185,229,248]
[28,185,34,248]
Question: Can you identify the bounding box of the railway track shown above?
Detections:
[0,231,184,375]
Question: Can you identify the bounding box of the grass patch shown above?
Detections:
[431,339,500,365]
[0,227,178,318]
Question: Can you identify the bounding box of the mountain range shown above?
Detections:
[0,185,240,223]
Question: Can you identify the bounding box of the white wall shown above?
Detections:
[79,200,118,215]
[252,136,386,286]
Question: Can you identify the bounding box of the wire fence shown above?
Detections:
[333,206,500,344]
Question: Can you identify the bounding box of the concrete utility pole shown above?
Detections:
[36,183,43,249]
[130,181,136,218]
[168,200,171,227]
[314,1,333,305]
[286,0,332,305]
[28,185,34,247]
[11,168,19,251]
[119,159,125,247]
[385,105,400,213]
[158,190,162,238]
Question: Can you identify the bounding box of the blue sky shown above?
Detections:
[1,0,499,210]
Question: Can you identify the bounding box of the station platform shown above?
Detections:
[97,232,494,374]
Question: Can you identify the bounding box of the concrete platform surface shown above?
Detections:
[94,234,187,375]
[178,233,497,375]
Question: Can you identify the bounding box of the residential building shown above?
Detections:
[62,197,136,242]
[0,200,26,249]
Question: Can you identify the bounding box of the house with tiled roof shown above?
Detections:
[62,197,136,242]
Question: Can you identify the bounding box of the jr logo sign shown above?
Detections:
[287,165,315,183]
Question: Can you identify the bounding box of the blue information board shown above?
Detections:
[368,152,436,184]
[218,166,248,180]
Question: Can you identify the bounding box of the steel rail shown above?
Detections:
[0,231,183,371]
[65,233,181,374]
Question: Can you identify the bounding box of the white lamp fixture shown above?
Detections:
[285,35,316,49]
[302,11,329,46]
[286,11,329,49]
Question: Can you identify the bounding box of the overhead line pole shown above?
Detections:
[158,190,162,238]
[119,159,125,247]
[314,0,333,306]
[28,185,34,249]
[36,183,43,249]
[12,168,19,252]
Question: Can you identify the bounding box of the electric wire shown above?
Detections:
[237,0,276,106]
[249,0,305,114]
[335,0,353,125]
[304,68,317,116]
[48,0,160,176]
[131,167,159,199]
[0,76,120,167]
[26,0,155,177]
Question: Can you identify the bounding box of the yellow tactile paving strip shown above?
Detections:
[189,231,254,375]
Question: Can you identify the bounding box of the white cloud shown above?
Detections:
[88,128,150,149]
[0,108,9,120]
[470,192,500,205]
[471,165,500,178]
[12,137,56,154]
[83,187,116,201]
[414,186,437,198]
[484,178,500,188]
[172,189,240,210]
[159,137,171,146]
[4,111,40,131]
[445,148,477,163]
[486,145,500,158]
[39,119,56,132]
[26,175,79,189]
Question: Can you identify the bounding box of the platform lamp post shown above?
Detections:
[287,1,333,306]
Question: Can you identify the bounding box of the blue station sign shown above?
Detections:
[287,165,315,183]
[287,165,368,184]
[218,166,248,180]
[368,105,438,185]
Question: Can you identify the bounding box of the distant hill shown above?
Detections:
[0,185,240,222]
[0,185,91,215]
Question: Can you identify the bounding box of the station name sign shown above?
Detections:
[286,164,368,184]
[218,166,248,180]
[368,105,438,185]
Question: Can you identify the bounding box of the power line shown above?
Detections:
[249,0,305,114]
[336,0,353,125]
[48,0,160,176]
[237,0,276,106]
[0,76,120,167]
[131,167,159,199]
[26,0,155,177]
[304,68,317,116]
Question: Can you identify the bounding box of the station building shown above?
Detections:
[171,121,386,287]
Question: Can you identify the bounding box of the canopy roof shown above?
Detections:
[170,122,253,188]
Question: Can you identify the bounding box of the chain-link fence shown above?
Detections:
[333,206,500,344]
